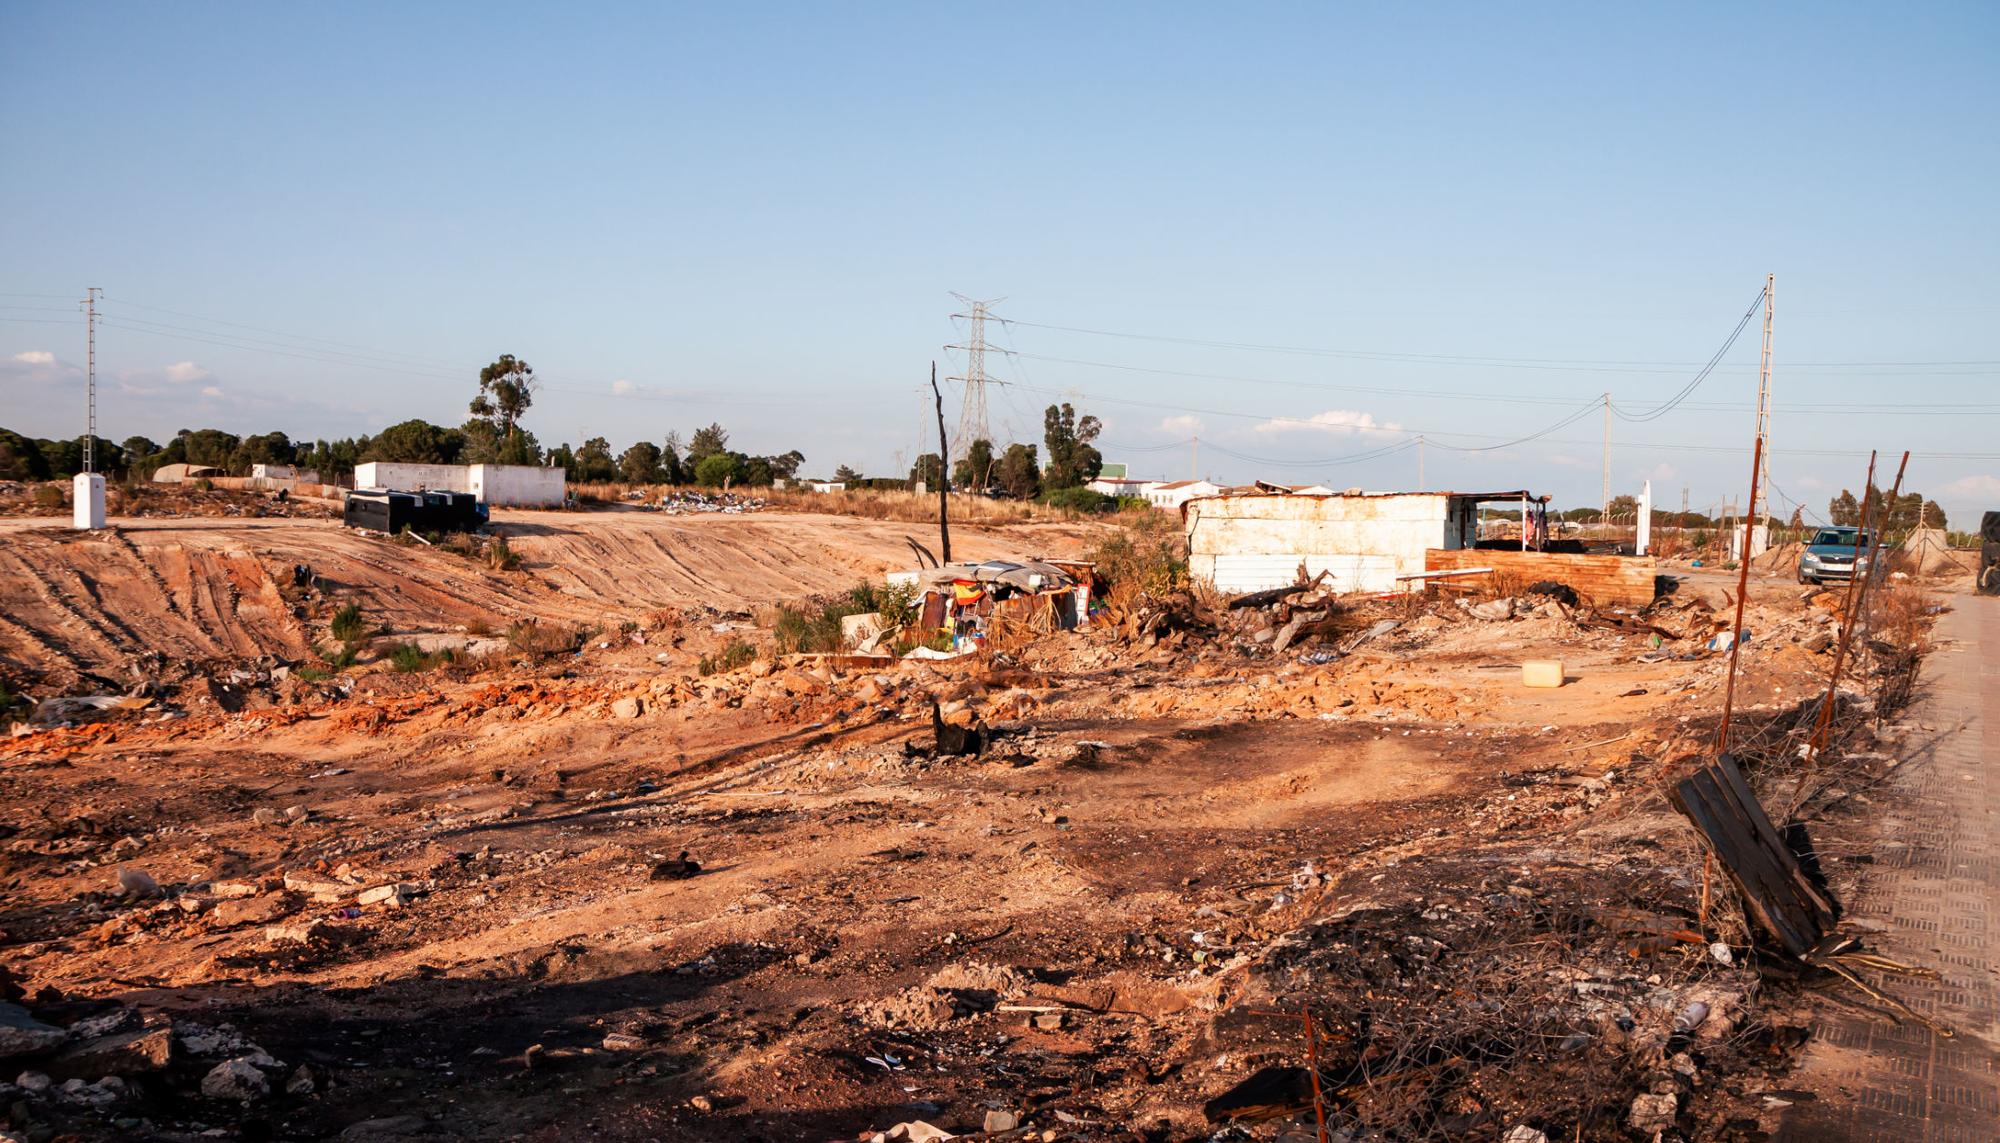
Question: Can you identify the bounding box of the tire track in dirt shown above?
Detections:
[107,528,193,623]
[0,549,133,664]
[0,608,75,687]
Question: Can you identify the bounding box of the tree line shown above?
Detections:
[907,402,1106,501]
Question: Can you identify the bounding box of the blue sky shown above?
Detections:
[3,2,1996,524]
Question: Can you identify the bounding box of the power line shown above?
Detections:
[990,314,2000,371]
[1611,284,1766,423]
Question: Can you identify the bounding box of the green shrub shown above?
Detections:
[698,639,757,675]
[772,581,912,654]
[1041,486,1113,514]
[330,603,366,643]
[386,643,462,673]
[1088,511,1188,601]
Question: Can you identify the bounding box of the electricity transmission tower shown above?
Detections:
[81,287,102,472]
[945,294,1004,459]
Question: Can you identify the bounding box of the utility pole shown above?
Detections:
[1752,274,1775,525]
[945,294,1001,457]
[930,361,951,563]
[1599,392,1611,538]
[81,287,102,472]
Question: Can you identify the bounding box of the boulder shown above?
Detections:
[201,1057,270,1102]
[610,697,643,719]
[0,1004,67,1059]
[50,1026,173,1078]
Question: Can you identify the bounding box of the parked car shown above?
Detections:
[1798,526,1872,585]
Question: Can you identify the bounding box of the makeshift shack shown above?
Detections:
[887,558,1095,654]
[1183,489,1555,594]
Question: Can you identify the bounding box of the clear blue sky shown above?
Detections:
[4,2,1997,524]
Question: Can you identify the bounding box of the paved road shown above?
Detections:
[1779,596,2000,1141]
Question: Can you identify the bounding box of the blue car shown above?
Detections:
[1798,526,1873,585]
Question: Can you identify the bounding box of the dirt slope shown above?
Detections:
[0,509,1104,692]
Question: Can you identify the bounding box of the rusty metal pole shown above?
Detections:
[1715,434,1765,754]
[1812,451,1910,751]
[1809,451,1882,754]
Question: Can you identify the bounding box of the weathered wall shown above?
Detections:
[468,464,566,508]
[1424,547,1660,608]
[1184,494,1465,593]
[354,462,470,493]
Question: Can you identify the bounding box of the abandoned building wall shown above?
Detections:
[353,462,471,493]
[1184,493,1459,593]
[1424,547,1660,607]
[468,464,566,508]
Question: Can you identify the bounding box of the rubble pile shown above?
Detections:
[643,489,767,515]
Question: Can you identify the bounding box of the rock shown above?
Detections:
[1032,1012,1065,1031]
[16,1069,52,1092]
[1470,598,1518,621]
[0,1004,68,1059]
[211,896,296,928]
[1627,1092,1676,1134]
[286,1064,317,1095]
[209,880,260,899]
[1501,1127,1548,1143]
[610,697,643,719]
[116,867,160,898]
[282,872,352,903]
[600,1032,646,1052]
[984,1110,1020,1132]
[201,1057,270,1101]
[253,807,285,826]
[284,805,309,821]
[265,919,334,945]
[58,1075,126,1108]
[689,1094,715,1112]
[868,1123,954,1143]
[358,883,415,908]
[50,1026,173,1077]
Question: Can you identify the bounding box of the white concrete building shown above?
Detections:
[1086,476,1160,499]
[354,462,565,508]
[1143,479,1223,510]
[1183,489,1542,594]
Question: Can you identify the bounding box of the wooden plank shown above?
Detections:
[1424,548,1659,608]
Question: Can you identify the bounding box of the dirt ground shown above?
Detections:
[0,501,1948,1142]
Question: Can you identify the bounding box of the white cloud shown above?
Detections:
[200,385,224,398]
[165,361,212,384]
[1252,409,1402,437]
[1940,474,2000,501]
[1159,414,1203,435]
[12,350,54,365]
[611,378,636,396]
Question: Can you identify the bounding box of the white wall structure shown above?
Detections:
[1086,477,1160,498]
[467,464,566,508]
[1144,479,1223,510]
[72,472,105,530]
[250,464,298,480]
[1728,523,1771,562]
[354,462,565,507]
[353,462,470,492]
[1637,480,1652,555]
[1184,491,1485,594]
